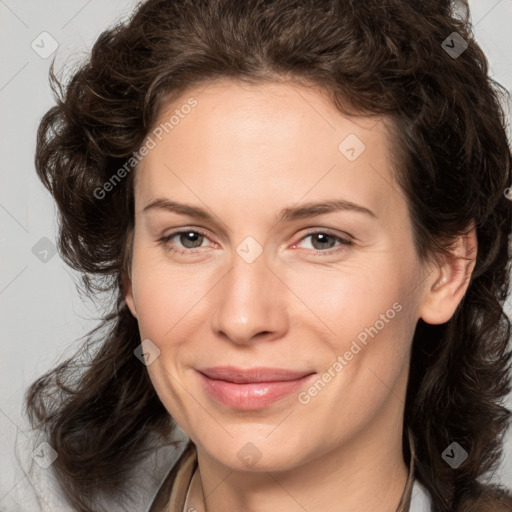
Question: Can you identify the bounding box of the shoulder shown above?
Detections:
[410,478,434,511]
[456,482,512,512]
[7,426,190,512]
[126,428,191,512]
[410,479,512,512]
[7,427,68,512]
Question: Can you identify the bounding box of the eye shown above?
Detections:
[158,229,212,255]
[158,228,353,257]
[294,230,353,255]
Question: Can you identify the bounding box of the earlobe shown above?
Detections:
[419,223,477,325]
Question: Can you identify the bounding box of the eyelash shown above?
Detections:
[158,228,353,256]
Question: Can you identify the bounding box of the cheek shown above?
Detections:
[289,261,403,335]
[330,293,416,408]
[296,257,417,383]
[131,258,214,346]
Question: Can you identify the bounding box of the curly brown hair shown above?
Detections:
[26,0,512,511]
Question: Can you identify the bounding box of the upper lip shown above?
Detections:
[197,366,315,384]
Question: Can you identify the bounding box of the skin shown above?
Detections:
[124,78,477,512]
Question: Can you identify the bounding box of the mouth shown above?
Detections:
[197,366,315,383]
[196,366,316,409]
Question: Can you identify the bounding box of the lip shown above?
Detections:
[196,366,316,410]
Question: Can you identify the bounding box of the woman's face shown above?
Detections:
[125,79,436,471]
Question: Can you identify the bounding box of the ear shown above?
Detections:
[121,229,138,319]
[121,270,138,319]
[418,222,477,325]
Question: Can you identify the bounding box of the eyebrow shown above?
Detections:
[143,197,377,222]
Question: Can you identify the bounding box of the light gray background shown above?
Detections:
[1,0,512,506]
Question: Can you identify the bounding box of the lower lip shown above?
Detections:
[197,371,316,410]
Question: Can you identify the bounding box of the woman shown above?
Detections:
[15,0,512,511]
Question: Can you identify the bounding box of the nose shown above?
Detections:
[211,246,289,346]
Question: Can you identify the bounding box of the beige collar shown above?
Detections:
[150,430,416,512]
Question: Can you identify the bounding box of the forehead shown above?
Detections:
[134,79,400,222]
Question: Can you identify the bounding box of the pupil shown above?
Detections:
[182,232,202,248]
[314,233,333,249]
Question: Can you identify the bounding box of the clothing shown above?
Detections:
[148,430,433,512]
[7,426,190,512]
[8,426,432,511]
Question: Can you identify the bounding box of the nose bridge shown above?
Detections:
[211,241,288,344]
